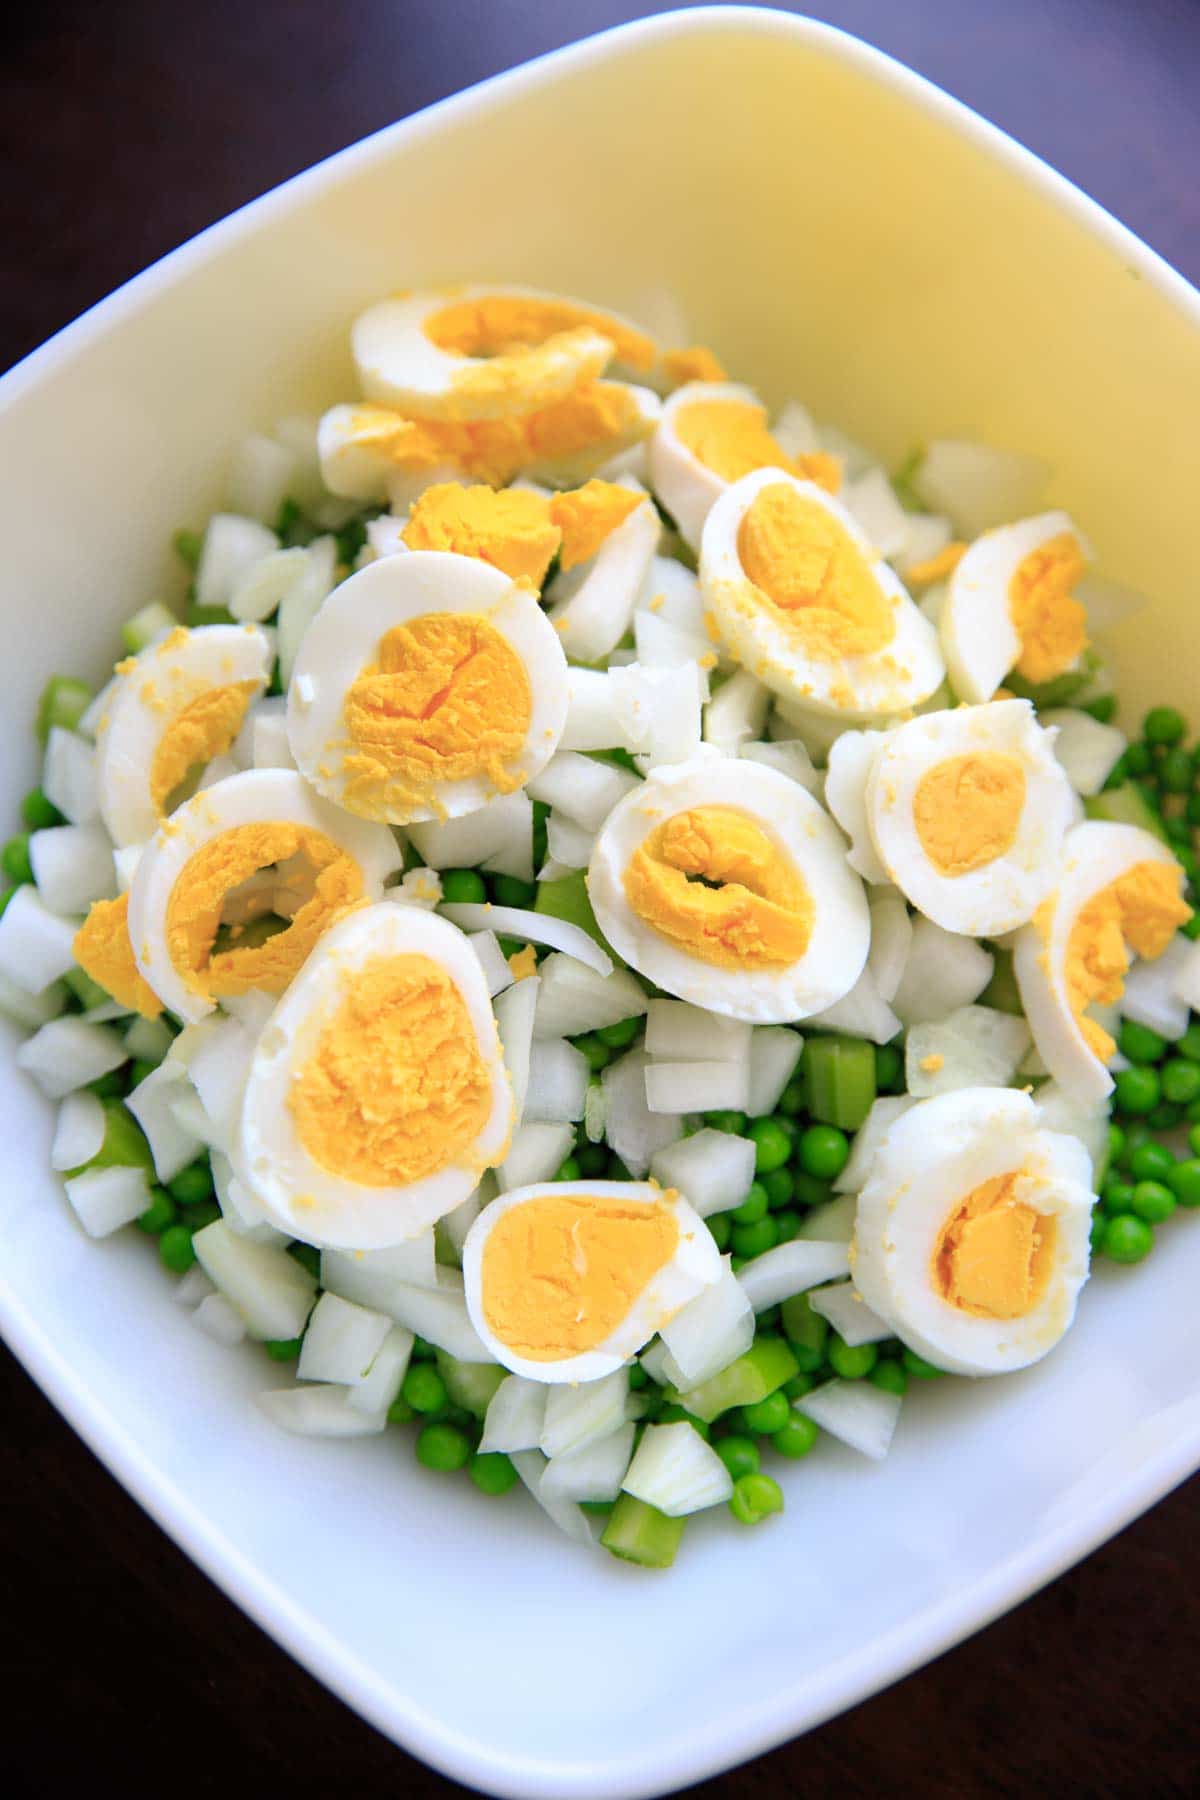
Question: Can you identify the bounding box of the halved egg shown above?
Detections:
[238,903,512,1248]
[399,477,646,591]
[462,1180,720,1382]
[865,700,1076,935]
[700,469,945,717]
[940,511,1091,702]
[96,625,272,847]
[286,550,569,825]
[127,768,402,1024]
[649,382,840,550]
[587,756,870,1022]
[853,1086,1095,1377]
[351,284,659,421]
[1013,821,1191,1105]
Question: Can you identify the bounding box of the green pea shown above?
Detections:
[574,1033,612,1073]
[1089,1210,1108,1252]
[1159,748,1195,793]
[741,1390,791,1435]
[288,1241,320,1278]
[731,1216,779,1260]
[728,1472,785,1525]
[1082,694,1117,724]
[1166,1158,1200,1208]
[777,1079,807,1116]
[1127,1141,1175,1183]
[1184,912,1200,941]
[167,1159,215,1206]
[1179,1024,1200,1065]
[1163,1059,1200,1105]
[1131,1179,1175,1223]
[791,1172,834,1210]
[1187,792,1200,826]
[409,1336,436,1361]
[732,1183,769,1225]
[761,1168,793,1209]
[902,1348,945,1380]
[715,1433,760,1480]
[772,1414,819,1459]
[1166,816,1193,846]
[1113,1065,1161,1116]
[1147,1101,1182,1132]
[1117,1019,1167,1065]
[402,1364,448,1414]
[21,788,62,830]
[783,1371,815,1400]
[387,1396,416,1425]
[490,874,536,908]
[828,1336,878,1380]
[773,1209,801,1243]
[797,1124,850,1180]
[874,1044,904,1093]
[748,1117,791,1174]
[869,1359,908,1396]
[1101,1213,1154,1263]
[416,1423,472,1471]
[440,869,488,904]
[469,1451,518,1495]
[576,1141,608,1175]
[158,1224,196,1274]
[1190,1124,1200,1156]
[554,1157,581,1182]
[705,1109,748,1135]
[596,1016,642,1050]
[264,1336,303,1362]
[707,1212,732,1252]
[1124,741,1153,776]
[1101,1178,1136,1215]
[1,835,33,886]
[135,1187,176,1235]
[1107,1122,1127,1166]
[607,1156,631,1180]
[1143,706,1186,746]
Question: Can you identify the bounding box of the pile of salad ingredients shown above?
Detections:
[4,283,1200,1570]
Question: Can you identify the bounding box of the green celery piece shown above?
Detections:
[186,602,235,627]
[780,1292,828,1358]
[1084,782,1170,845]
[172,528,203,569]
[891,447,926,512]
[434,1351,505,1418]
[979,948,1023,1017]
[669,1337,800,1424]
[64,966,110,1010]
[121,601,179,654]
[803,1035,877,1131]
[534,871,622,963]
[69,1101,154,1178]
[1004,647,1102,711]
[600,1494,685,1568]
[36,676,93,744]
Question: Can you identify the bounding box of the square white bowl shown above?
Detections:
[2,10,1200,1797]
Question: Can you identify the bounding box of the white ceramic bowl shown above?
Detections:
[3,11,1199,1796]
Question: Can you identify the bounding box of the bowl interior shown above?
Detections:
[2,13,1199,1799]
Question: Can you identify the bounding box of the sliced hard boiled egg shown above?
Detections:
[700,469,945,718]
[351,285,658,421]
[940,511,1092,702]
[238,903,512,1248]
[399,477,646,591]
[287,550,568,825]
[96,625,272,846]
[462,1179,720,1382]
[587,756,870,1022]
[865,700,1076,935]
[649,382,840,550]
[1012,820,1191,1105]
[127,768,402,1024]
[853,1086,1095,1377]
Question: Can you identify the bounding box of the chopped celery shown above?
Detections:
[600,1494,686,1569]
[780,1292,829,1369]
[186,602,236,627]
[891,447,925,513]
[803,1035,877,1131]
[435,1350,506,1418]
[68,1100,154,1177]
[172,528,203,569]
[36,675,92,744]
[979,948,1023,1017]
[64,966,110,1011]
[121,601,178,654]
[1005,648,1102,711]
[535,871,617,960]
[1084,781,1170,845]
[669,1336,799,1424]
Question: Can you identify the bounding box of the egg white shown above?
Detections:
[940,510,1091,703]
[648,381,768,550]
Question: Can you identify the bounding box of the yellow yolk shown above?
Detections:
[480,1190,680,1361]
[905,542,967,586]
[912,751,1027,877]
[288,952,494,1187]
[623,804,814,970]
[424,293,657,373]
[548,480,644,571]
[673,398,840,494]
[74,894,163,1019]
[507,944,538,981]
[1060,860,1192,1060]
[736,482,895,661]
[1008,532,1089,685]
[341,612,532,816]
[148,681,258,815]
[165,823,363,1001]
[662,346,727,386]
[932,1172,1057,1319]
[402,483,561,587]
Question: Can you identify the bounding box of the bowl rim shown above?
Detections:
[3,9,1200,1797]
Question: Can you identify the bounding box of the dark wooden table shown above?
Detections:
[3,4,1199,1795]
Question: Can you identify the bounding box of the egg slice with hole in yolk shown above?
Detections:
[350,284,659,423]
[95,624,272,848]
[587,756,870,1023]
[286,550,569,826]
[1013,820,1191,1107]
[864,699,1076,936]
[237,903,512,1249]
[853,1086,1095,1377]
[699,468,945,718]
[125,768,402,1025]
[462,1180,720,1383]
[940,511,1092,703]
[649,382,841,550]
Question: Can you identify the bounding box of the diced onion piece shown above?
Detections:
[912,439,1050,538]
[210,1149,285,1245]
[659,1257,754,1387]
[193,1292,248,1347]
[43,727,99,825]
[499,1120,576,1190]
[1033,1081,1110,1175]
[844,468,909,559]
[526,752,640,835]
[124,1014,174,1062]
[905,1005,1031,1097]
[29,822,116,916]
[795,1193,859,1242]
[612,662,704,769]
[408,790,533,883]
[560,667,624,752]
[480,1374,548,1454]
[258,1385,387,1438]
[1042,709,1126,797]
[126,1064,205,1182]
[540,1423,636,1504]
[178,1013,256,1151]
[277,536,337,691]
[894,511,952,574]
[621,1421,733,1516]
[704,669,769,752]
[638,553,705,635]
[1174,938,1200,1013]
[739,737,822,796]
[227,435,297,528]
[523,1037,590,1124]
[17,1015,127,1099]
[833,1098,915,1194]
[0,968,68,1029]
[440,1178,490,1262]
[867,891,912,1003]
[441,903,612,977]
[228,547,311,624]
[193,1219,317,1340]
[493,973,540,1120]
[51,1090,107,1172]
[644,999,751,1063]
[810,965,901,1045]
[252,706,296,770]
[1121,935,1192,1041]
[602,1048,681,1175]
[349,1325,415,1415]
[808,1280,892,1346]
[644,1059,749,1115]
[772,399,819,457]
[891,919,993,1027]
[541,1369,629,1460]
[63,1163,152,1238]
[196,514,280,608]
[532,953,647,1040]
[638,1339,674,1389]
[736,1240,851,1311]
[545,499,660,665]
[379,1268,493,1362]
[633,610,712,680]
[649,1128,755,1218]
[545,812,594,871]
[797,1378,902,1461]
[298,1292,393,1384]
[113,844,144,892]
[746,1026,804,1117]
[173,1265,216,1308]
[467,930,515,998]
[510,1450,595,1545]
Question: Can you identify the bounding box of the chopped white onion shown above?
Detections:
[644,998,751,1064]
[638,554,705,636]
[659,1257,754,1387]
[277,536,337,691]
[51,1090,107,1171]
[746,1026,804,1117]
[540,1423,635,1504]
[622,1421,733,1516]
[583,1078,606,1144]
[196,513,280,609]
[649,1128,755,1218]
[891,918,993,1026]
[380,1268,493,1362]
[349,1325,415,1416]
[834,1097,915,1194]
[797,1379,902,1461]
[408,789,534,883]
[192,1292,249,1347]
[42,727,99,825]
[546,811,594,871]
[560,667,624,752]
[113,843,143,892]
[126,1064,205,1182]
[739,737,823,796]
[1042,709,1126,797]
[736,1240,852,1311]
[0,968,68,1029]
[321,1235,439,1310]
[63,1163,152,1238]
[633,609,713,681]
[796,1193,859,1242]
[227,435,296,528]
[228,546,312,624]
[258,1385,387,1438]
[173,1265,216,1308]
[493,973,540,1120]
[905,1005,1031,1097]
[545,498,660,665]
[523,1037,590,1123]
[808,1280,893,1346]
[252,707,297,771]
[532,953,646,1040]
[0,885,79,993]
[867,890,913,1003]
[844,468,909,559]
[210,1150,285,1244]
[29,822,116,916]
[217,990,276,1034]
[772,399,820,457]
[526,752,639,835]
[177,1013,256,1150]
[912,439,1049,538]
[298,1292,393,1384]
[810,965,901,1045]
[17,1015,127,1099]
[1174,937,1200,1013]
[441,903,612,977]
[613,662,704,769]
[480,1374,548,1454]
[511,1450,595,1545]
[1033,1080,1110,1175]
[704,669,769,751]
[894,511,952,574]
[467,929,514,997]
[499,1120,576,1190]
[193,1220,317,1339]
[541,1369,628,1460]
[644,1058,749,1115]
[1121,936,1193,1040]
[124,1014,174,1063]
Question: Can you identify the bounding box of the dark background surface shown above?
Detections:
[3,3,1199,1796]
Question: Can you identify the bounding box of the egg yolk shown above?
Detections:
[148,681,258,815]
[341,611,532,818]
[662,346,727,386]
[548,480,644,571]
[736,482,895,661]
[674,399,840,494]
[289,951,496,1187]
[165,822,363,1000]
[1060,859,1191,1060]
[402,483,561,587]
[425,294,657,373]
[345,383,647,489]
[624,804,813,970]
[932,1171,1057,1319]
[480,1191,680,1361]
[1008,532,1088,685]
[912,751,1027,877]
[74,894,163,1018]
